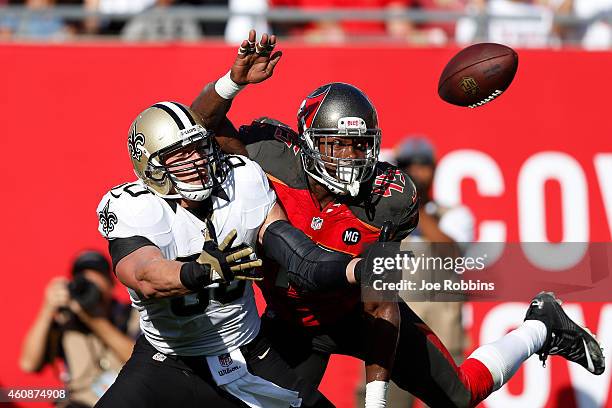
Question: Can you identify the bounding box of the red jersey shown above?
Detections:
[240,120,418,327]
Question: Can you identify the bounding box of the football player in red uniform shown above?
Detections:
[193,31,605,408]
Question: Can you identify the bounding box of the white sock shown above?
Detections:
[468,320,547,390]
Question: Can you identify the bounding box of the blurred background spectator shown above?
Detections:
[270,0,471,44]
[83,0,156,35]
[0,0,73,41]
[121,0,202,42]
[574,0,612,49]
[0,0,609,47]
[386,0,473,46]
[456,0,573,48]
[225,0,269,44]
[270,0,387,43]
[19,251,138,408]
[84,0,228,38]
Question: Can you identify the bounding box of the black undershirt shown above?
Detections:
[108,237,157,272]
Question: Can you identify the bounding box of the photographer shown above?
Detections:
[19,251,138,408]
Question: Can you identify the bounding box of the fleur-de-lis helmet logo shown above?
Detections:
[99,200,118,236]
[128,126,145,161]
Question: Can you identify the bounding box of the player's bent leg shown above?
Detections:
[243,328,335,408]
[95,336,246,408]
[391,302,489,407]
[393,293,605,408]
[260,313,331,387]
[466,291,605,398]
[287,350,330,388]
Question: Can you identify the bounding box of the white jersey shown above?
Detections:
[96,156,276,356]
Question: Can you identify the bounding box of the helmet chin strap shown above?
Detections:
[345,181,361,197]
[173,180,213,202]
[334,167,361,197]
[306,167,361,197]
[301,154,363,197]
[178,189,212,202]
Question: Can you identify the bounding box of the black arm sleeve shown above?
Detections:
[108,236,157,271]
[262,220,353,293]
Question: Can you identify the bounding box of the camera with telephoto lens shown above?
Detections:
[68,274,102,314]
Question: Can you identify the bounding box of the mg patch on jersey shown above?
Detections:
[311,217,324,230]
[98,200,118,236]
[342,228,361,245]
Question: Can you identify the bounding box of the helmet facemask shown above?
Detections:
[146,127,227,202]
[301,117,380,197]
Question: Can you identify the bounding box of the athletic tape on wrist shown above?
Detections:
[365,380,389,408]
[214,70,245,100]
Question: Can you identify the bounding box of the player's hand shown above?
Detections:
[378,220,397,243]
[355,221,402,286]
[197,229,263,283]
[44,277,70,312]
[230,29,282,86]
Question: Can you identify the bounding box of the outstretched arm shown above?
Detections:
[258,204,360,293]
[191,29,282,155]
[114,232,261,300]
[258,205,400,406]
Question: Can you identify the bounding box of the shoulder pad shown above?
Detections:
[238,118,299,146]
[348,161,419,240]
[240,123,307,189]
[96,182,174,243]
[215,157,276,229]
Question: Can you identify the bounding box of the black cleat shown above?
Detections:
[524,291,605,375]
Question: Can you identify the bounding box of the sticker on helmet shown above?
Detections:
[128,127,145,161]
[298,86,331,131]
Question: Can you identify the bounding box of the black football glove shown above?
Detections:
[378,220,397,243]
[198,229,263,282]
[180,229,263,291]
[354,220,401,286]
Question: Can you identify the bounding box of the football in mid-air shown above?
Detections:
[438,43,519,108]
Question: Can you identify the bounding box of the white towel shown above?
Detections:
[207,349,302,408]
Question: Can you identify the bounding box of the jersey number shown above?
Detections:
[110,182,151,198]
[170,281,247,317]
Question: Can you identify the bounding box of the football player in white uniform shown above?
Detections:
[95,100,360,408]
[94,34,360,408]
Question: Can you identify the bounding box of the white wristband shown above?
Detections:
[214,70,245,100]
[365,380,389,408]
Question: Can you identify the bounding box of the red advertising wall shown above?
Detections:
[0,44,610,408]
